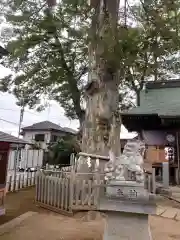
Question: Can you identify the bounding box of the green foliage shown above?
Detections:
[0,0,91,121]
[117,0,180,105]
[48,136,81,165]
[1,0,180,117]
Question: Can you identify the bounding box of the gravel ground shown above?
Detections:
[1,188,180,239]
[0,187,46,225]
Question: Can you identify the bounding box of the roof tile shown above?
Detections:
[0,131,28,144]
[122,85,180,117]
[22,121,77,134]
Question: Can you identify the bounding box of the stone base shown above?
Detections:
[100,180,156,239]
[103,211,152,240]
[106,180,155,202]
[99,198,156,215]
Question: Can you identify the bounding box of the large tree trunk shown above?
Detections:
[78,0,121,173]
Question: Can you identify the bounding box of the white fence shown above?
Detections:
[6,172,37,192]
[35,172,100,215]
[8,149,44,170]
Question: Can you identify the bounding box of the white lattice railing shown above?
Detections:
[44,152,156,193]
[6,172,37,192]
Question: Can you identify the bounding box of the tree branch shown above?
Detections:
[46,9,83,121]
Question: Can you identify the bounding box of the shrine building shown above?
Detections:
[121,80,180,185]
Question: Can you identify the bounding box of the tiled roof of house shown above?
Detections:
[63,127,77,134]
[22,121,77,134]
[0,131,28,144]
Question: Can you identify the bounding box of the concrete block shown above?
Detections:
[161,208,178,219]
[156,207,166,216]
[162,162,169,189]
[175,211,180,221]
[103,211,152,240]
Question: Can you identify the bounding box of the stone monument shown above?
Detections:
[100,139,156,240]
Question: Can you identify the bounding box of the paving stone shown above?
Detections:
[161,208,178,219]
[175,211,180,221]
[156,207,166,216]
[104,211,151,240]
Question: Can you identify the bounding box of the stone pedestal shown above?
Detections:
[106,180,150,201]
[103,211,151,240]
[99,180,156,240]
[162,162,169,189]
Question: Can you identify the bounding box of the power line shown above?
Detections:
[0,118,24,126]
[0,107,18,112]
[0,107,39,116]
[0,107,68,120]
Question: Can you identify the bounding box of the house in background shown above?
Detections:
[0,131,28,216]
[21,121,77,150]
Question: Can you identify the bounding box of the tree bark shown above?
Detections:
[79,0,121,173]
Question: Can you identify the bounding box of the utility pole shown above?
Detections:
[13,98,25,190]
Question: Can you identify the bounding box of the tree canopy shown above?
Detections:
[0,0,91,123]
[1,0,180,120]
[120,0,180,105]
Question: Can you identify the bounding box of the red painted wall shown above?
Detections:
[0,142,10,215]
[0,142,10,187]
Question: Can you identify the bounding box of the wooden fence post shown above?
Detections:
[8,176,12,192]
[22,174,25,188]
[18,174,21,190]
[35,174,39,202]
[30,172,33,185]
[26,172,29,187]
[152,168,156,194]
[69,168,75,212]
[15,175,19,191]
[33,172,36,185]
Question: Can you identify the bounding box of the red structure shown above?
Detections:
[0,131,27,216]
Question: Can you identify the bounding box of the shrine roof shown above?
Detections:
[121,80,180,130]
[122,80,180,118]
[122,104,180,117]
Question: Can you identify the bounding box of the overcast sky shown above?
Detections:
[0,0,137,138]
[0,65,80,135]
[0,64,136,138]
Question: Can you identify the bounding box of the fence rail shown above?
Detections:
[35,173,101,215]
[43,169,156,193]
[35,162,157,215]
[36,174,72,215]
[6,172,37,193]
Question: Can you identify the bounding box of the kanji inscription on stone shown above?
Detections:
[117,188,124,197]
[128,189,138,199]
